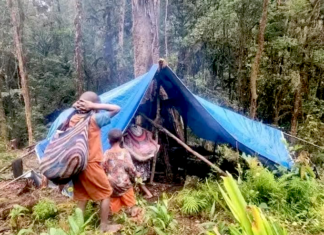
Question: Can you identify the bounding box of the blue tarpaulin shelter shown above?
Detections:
[36,64,293,169]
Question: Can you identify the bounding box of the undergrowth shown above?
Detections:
[174,152,324,234]
[175,176,219,216]
[33,199,58,221]
[239,157,324,233]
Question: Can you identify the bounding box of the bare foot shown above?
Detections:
[100,224,122,233]
[130,206,142,217]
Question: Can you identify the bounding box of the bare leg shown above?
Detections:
[100,198,122,233]
[140,184,153,198]
[99,198,110,231]
[77,200,87,215]
[41,176,48,188]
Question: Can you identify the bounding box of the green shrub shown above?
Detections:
[45,218,60,229]
[9,205,29,230]
[240,162,285,207]
[33,199,58,221]
[239,158,324,233]
[147,194,178,234]
[83,201,99,228]
[21,208,96,235]
[114,211,149,235]
[175,177,220,216]
[219,174,288,235]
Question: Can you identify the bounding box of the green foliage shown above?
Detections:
[114,211,148,235]
[83,201,99,228]
[176,177,219,216]
[17,228,35,235]
[33,199,58,221]
[147,194,178,235]
[240,161,285,206]
[0,150,18,169]
[219,174,288,235]
[45,218,60,229]
[40,228,68,235]
[24,208,96,235]
[67,208,95,235]
[176,188,209,215]
[240,159,324,233]
[9,205,29,230]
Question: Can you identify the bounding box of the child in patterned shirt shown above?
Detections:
[103,129,141,214]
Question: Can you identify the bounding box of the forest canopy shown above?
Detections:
[0,0,323,150]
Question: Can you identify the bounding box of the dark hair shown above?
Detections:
[108,129,123,145]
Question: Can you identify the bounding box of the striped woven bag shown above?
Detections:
[40,112,91,185]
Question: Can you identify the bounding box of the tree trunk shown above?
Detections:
[132,0,160,77]
[7,0,33,145]
[74,0,84,97]
[117,0,126,85]
[118,0,126,52]
[291,83,301,137]
[291,69,305,137]
[164,0,168,58]
[249,0,269,119]
[0,77,7,143]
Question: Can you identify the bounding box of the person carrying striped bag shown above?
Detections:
[70,91,121,233]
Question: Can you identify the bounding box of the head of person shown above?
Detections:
[108,129,123,146]
[79,91,101,103]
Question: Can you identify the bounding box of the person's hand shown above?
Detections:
[72,101,79,109]
[76,99,94,112]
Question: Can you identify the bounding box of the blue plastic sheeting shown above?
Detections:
[196,96,292,168]
[36,64,293,168]
[36,65,158,160]
[159,67,293,168]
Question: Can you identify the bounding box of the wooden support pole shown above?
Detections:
[213,141,217,158]
[150,84,161,184]
[184,116,188,144]
[140,113,226,176]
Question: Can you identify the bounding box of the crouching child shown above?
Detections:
[103,129,141,215]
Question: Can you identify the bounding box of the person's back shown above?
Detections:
[103,129,139,214]
[104,148,137,197]
[69,114,103,163]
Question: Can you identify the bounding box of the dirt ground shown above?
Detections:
[0,151,202,234]
[0,152,68,233]
[0,180,69,234]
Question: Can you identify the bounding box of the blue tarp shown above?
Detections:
[36,64,293,168]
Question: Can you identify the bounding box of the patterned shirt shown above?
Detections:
[103,149,137,197]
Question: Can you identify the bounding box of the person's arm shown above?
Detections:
[77,99,121,118]
[75,99,121,128]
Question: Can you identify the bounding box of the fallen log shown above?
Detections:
[140,113,226,176]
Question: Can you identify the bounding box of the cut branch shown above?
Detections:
[150,84,161,183]
[140,113,226,176]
